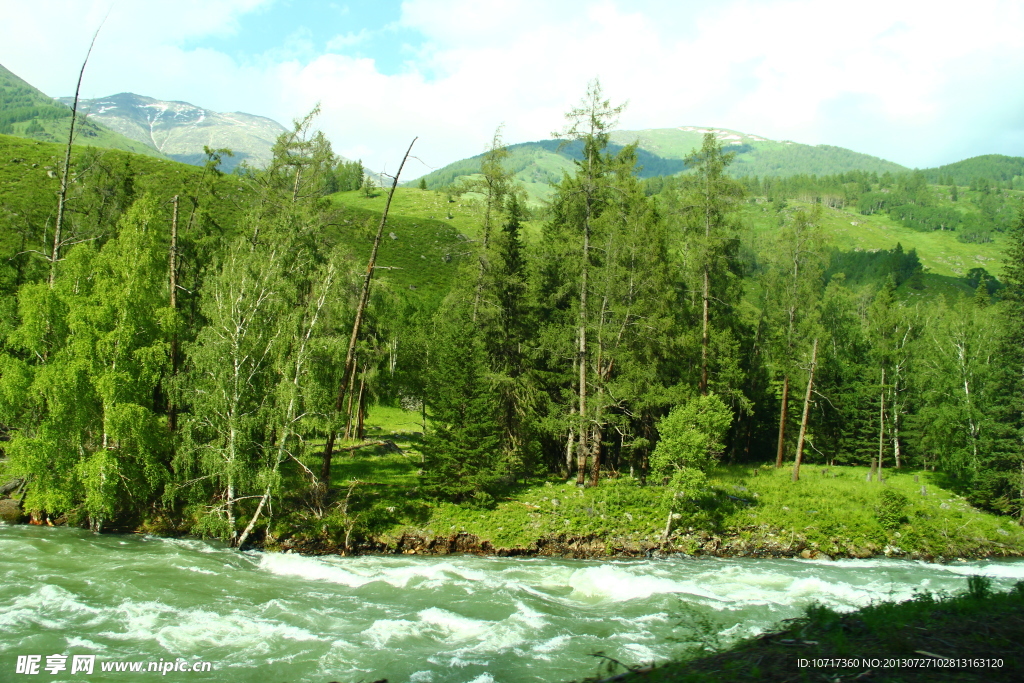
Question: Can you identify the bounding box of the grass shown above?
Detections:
[5,116,167,159]
[741,198,1010,281]
[599,577,1024,682]
[272,405,1024,560]
[0,133,252,242]
[328,187,486,307]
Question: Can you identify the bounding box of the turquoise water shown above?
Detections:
[2,524,1022,682]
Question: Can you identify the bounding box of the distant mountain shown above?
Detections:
[58,92,288,171]
[0,63,166,158]
[608,126,907,177]
[416,126,909,203]
[920,154,1024,186]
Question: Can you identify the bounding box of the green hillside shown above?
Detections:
[922,153,1024,188]
[610,126,909,178]
[0,63,166,159]
[0,133,473,310]
[416,126,910,205]
[3,126,1003,309]
[743,199,1011,282]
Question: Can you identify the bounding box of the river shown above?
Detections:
[2,525,1023,682]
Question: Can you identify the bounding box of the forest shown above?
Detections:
[1,81,1024,550]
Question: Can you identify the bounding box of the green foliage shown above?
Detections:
[967,574,994,600]
[1,195,170,526]
[651,394,733,476]
[3,64,1024,545]
[420,306,503,502]
[825,243,923,288]
[335,159,364,192]
[922,154,1024,186]
[876,487,910,530]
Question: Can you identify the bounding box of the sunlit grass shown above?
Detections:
[288,412,1024,555]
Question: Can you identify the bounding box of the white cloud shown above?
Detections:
[2,0,1023,174]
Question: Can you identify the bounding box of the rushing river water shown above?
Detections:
[2,525,1023,682]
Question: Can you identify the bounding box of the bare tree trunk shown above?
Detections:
[226,478,236,543]
[564,423,575,479]
[775,375,789,467]
[342,359,358,440]
[792,338,818,482]
[322,138,417,488]
[356,375,367,440]
[576,243,589,486]
[589,424,603,487]
[700,264,710,395]
[878,368,886,480]
[168,195,179,431]
[50,26,102,286]
[892,400,902,469]
[236,483,271,548]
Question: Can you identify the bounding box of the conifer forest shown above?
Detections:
[2,81,1024,551]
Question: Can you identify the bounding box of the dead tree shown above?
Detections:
[50,26,102,286]
[792,338,818,482]
[321,138,417,488]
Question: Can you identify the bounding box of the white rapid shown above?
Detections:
[2,525,1022,682]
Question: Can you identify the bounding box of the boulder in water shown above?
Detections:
[0,497,25,523]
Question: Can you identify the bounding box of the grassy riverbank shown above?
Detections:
[589,576,1023,682]
[5,404,1022,560]
[253,409,1024,561]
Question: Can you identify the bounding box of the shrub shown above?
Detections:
[651,393,732,477]
[877,488,909,530]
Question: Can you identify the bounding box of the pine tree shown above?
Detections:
[989,205,1024,519]
[545,79,625,486]
[669,133,744,396]
[420,306,501,502]
[761,207,828,468]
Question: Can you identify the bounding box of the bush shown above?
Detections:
[651,393,732,477]
[877,488,909,530]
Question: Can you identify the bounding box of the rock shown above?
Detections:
[0,497,25,523]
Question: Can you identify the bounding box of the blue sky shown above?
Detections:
[181,1,421,76]
[2,0,1023,177]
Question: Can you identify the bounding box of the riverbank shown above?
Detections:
[587,575,1024,682]
[252,455,1024,562]
[4,442,1024,562]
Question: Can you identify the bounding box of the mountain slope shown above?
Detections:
[609,126,908,177]
[0,63,166,158]
[416,126,909,203]
[58,92,288,171]
[921,154,1024,186]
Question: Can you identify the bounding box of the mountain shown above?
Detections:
[58,92,288,171]
[608,126,907,177]
[416,126,909,203]
[921,154,1024,186]
[0,63,166,158]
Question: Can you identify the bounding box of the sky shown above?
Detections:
[2,0,1023,178]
